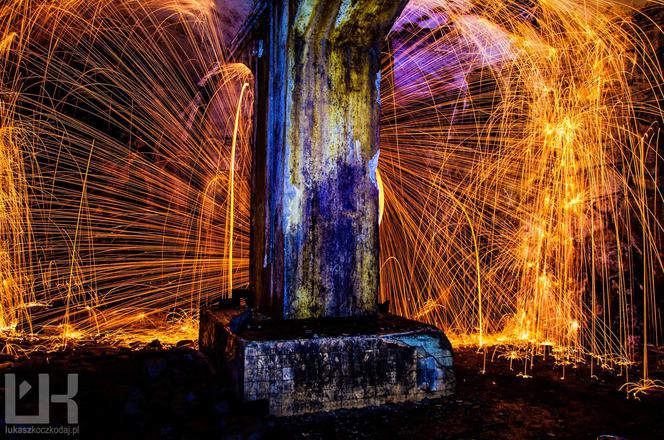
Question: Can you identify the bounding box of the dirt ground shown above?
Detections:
[0,341,662,439]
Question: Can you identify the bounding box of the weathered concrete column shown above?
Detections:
[249,0,408,319]
[201,1,455,416]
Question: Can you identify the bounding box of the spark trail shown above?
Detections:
[0,0,662,392]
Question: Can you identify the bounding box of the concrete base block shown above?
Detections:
[199,307,455,416]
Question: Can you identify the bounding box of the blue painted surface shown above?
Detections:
[254,0,408,319]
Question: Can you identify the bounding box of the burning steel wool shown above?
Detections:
[0,0,662,398]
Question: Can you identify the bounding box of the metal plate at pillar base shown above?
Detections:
[199,306,455,416]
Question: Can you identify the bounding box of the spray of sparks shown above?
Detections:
[0,0,662,392]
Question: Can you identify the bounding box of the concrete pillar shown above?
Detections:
[249,0,408,319]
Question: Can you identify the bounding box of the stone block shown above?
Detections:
[199,306,455,416]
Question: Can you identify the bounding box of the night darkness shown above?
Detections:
[0,1,663,439]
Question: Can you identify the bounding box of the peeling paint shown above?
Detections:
[282,178,301,231]
[334,0,353,29]
[375,70,381,105]
[368,150,380,188]
[293,0,316,35]
[352,139,362,162]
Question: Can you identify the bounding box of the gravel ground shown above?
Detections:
[0,341,662,439]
